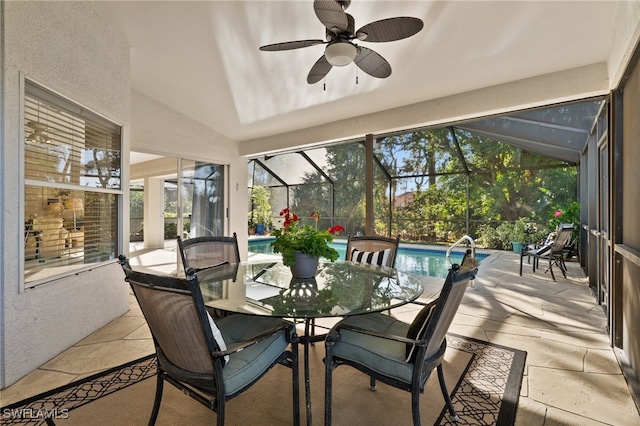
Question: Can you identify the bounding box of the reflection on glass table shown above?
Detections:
[197,260,430,319]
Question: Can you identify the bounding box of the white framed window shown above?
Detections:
[23,80,122,287]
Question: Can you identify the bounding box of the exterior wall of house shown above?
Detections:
[0,2,131,387]
[129,90,247,257]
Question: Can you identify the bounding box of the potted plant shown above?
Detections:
[510,217,540,253]
[249,186,273,235]
[271,207,344,277]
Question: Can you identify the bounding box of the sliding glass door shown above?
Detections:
[179,159,226,238]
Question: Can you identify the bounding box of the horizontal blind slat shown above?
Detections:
[24,81,122,286]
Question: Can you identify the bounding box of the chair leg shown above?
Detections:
[324,339,336,426]
[437,364,459,422]
[411,388,422,426]
[548,257,556,281]
[148,373,164,426]
[519,252,524,276]
[215,384,226,426]
[559,256,568,278]
[370,376,376,391]
[291,337,301,426]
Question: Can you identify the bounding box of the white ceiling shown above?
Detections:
[101,1,619,144]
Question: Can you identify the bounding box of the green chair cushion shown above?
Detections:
[218,316,291,396]
[332,314,414,383]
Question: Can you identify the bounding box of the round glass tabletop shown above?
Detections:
[197,260,426,318]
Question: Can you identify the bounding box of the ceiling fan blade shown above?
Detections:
[259,39,325,51]
[307,55,333,84]
[314,0,348,33]
[356,17,424,42]
[354,46,391,78]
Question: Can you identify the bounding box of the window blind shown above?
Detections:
[24,80,122,286]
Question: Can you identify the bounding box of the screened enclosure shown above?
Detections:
[248,98,604,248]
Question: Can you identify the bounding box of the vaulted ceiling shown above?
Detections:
[101,1,628,161]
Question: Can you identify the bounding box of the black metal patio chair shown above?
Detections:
[345,234,401,268]
[118,255,300,426]
[519,223,574,281]
[177,233,240,273]
[324,257,480,426]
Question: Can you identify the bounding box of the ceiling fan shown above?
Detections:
[259,0,423,84]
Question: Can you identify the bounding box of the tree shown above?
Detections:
[249,185,273,229]
[249,127,578,247]
[291,144,367,235]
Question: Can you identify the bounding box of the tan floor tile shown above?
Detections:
[486,333,587,371]
[75,315,148,345]
[535,328,611,350]
[543,407,612,426]
[528,365,640,425]
[497,311,565,331]
[450,312,486,327]
[520,374,529,398]
[447,324,489,342]
[514,397,545,426]
[456,298,518,320]
[40,340,154,376]
[481,321,545,339]
[0,369,77,406]
[122,295,143,316]
[489,293,545,315]
[585,348,623,374]
[123,323,152,340]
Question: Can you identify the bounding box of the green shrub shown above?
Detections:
[476,223,512,250]
[476,219,546,250]
[164,222,177,239]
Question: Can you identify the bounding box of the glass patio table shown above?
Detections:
[197,259,434,426]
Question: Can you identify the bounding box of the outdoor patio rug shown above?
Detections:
[1,334,526,425]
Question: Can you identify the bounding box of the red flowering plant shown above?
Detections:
[548,201,580,241]
[271,208,345,266]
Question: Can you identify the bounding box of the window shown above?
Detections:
[23,80,122,286]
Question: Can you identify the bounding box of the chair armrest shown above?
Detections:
[407,298,439,308]
[330,322,424,347]
[215,322,295,357]
[194,260,231,272]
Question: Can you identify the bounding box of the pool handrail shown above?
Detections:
[446,235,476,266]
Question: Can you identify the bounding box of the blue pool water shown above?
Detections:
[248,238,488,278]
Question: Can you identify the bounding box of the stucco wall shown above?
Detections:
[1,1,131,387]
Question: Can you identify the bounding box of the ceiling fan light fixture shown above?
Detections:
[325,42,357,66]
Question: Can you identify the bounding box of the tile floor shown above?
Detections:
[2,245,639,425]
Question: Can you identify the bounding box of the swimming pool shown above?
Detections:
[248,238,488,278]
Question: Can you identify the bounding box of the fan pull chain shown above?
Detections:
[356,66,359,85]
